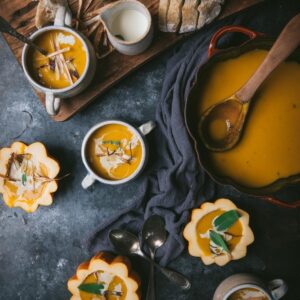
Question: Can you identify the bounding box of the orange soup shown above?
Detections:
[86,124,143,180]
[27,29,87,89]
[228,287,268,300]
[198,49,300,188]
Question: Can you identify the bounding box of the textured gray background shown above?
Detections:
[0,24,299,300]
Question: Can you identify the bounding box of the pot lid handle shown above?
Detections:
[208,25,262,58]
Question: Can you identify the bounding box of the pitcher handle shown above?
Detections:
[268,279,288,300]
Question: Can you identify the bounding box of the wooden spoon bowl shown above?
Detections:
[199,13,300,152]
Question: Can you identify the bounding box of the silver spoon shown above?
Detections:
[142,215,167,300]
[109,229,191,290]
[0,16,48,56]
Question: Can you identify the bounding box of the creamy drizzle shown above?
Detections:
[94,133,139,179]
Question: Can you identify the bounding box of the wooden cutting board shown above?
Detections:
[1,0,262,121]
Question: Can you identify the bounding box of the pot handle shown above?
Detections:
[208,25,262,58]
[257,195,300,209]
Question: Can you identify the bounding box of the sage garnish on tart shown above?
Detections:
[78,283,105,295]
[213,209,240,232]
[209,230,230,254]
[207,209,241,256]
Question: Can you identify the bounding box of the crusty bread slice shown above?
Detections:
[158,0,171,32]
[35,0,68,29]
[179,0,199,33]
[167,0,185,32]
[197,0,223,29]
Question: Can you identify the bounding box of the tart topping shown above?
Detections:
[79,270,125,299]
[183,199,254,266]
[0,152,67,196]
[200,209,241,256]
[94,135,139,179]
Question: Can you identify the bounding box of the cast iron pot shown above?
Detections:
[184,25,300,209]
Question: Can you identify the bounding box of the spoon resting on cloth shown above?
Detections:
[142,215,167,300]
[109,229,191,290]
[199,13,300,152]
[0,16,48,56]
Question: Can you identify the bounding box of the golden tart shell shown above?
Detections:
[183,198,254,266]
[0,141,60,212]
[68,252,141,300]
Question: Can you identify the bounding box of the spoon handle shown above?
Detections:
[236,13,300,103]
[145,250,155,300]
[0,16,47,56]
[139,251,191,290]
[159,266,191,290]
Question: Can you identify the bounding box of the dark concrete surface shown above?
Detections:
[0,25,299,300]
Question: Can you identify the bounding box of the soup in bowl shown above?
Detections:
[27,29,87,89]
[22,24,96,116]
[81,120,155,187]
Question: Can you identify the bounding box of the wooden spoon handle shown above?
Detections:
[236,13,300,103]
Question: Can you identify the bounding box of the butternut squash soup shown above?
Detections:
[198,49,300,188]
[86,124,143,180]
[27,29,87,89]
[228,287,268,300]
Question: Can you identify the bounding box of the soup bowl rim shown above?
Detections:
[21,25,91,93]
[81,119,148,185]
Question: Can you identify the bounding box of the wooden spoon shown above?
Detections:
[199,13,300,152]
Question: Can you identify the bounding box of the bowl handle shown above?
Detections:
[208,25,262,58]
[268,279,288,300]
[54,4,72,27]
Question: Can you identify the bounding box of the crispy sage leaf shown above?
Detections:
[21,174,27,186]
[209,230,230,253]
[78,283,105,295]
[102,140,121,146]
[213,210,240,232]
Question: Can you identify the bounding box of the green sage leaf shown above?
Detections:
[209,230,230,253]
[21,174,27,186]
[213,210,240,232]
[78,283,105,295]
[102,140,121,146]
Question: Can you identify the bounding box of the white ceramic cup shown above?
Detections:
[81,120,155,188]
[100,0,153,55]
[22,6,96,116]
[213,273,288,300]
